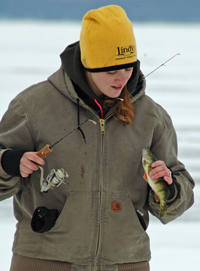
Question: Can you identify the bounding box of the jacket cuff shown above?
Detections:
[1,149,27,177]
[166,182,179,204]
[167,182,176,200]
[0,149,12,179]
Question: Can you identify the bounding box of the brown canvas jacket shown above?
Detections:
[0,67,194,271]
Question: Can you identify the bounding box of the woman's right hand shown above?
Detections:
[20,152,45,178]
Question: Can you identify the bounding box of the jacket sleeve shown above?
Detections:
[0,97,34,201]
[147,107,195,224]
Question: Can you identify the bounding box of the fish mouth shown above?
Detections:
[142,148,152,164]
[142,148,148,157]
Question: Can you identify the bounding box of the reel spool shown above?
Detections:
[39,166,69,193]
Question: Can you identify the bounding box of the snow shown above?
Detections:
[0,21,200,270]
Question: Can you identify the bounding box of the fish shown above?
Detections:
[142,148,170,217]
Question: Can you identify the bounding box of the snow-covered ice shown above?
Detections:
[0,21,199,271]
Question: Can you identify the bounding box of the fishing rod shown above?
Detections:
[37,53,180,159]
[144,53,180,77]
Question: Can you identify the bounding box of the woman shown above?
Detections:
[0,5,194,271]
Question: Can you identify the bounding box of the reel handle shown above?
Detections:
[37,144,53,159]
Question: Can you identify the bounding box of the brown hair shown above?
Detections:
[104,85,134,125]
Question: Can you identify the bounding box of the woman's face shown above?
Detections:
[85,68,133,99]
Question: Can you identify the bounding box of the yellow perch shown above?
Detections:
[142,148,170,217]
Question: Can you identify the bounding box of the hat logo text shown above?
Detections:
[117,45,134,56]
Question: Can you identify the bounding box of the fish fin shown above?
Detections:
[143,172,148,181]
[159,205,167,218]
[154,193,160,202]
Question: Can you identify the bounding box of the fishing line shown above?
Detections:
[50,53,180,149]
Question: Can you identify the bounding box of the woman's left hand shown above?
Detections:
[149,160,172,185]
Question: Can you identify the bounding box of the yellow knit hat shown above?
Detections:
[80,5,137,72]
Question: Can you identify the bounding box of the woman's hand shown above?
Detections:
[149,160,172,185]
[20,152,45,178]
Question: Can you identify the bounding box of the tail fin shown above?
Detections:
[159,205,167,218]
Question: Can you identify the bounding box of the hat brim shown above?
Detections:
[83,61,137,73]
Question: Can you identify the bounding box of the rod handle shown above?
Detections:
[37,144,53,159]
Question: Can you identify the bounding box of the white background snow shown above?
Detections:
[0,21,199,270]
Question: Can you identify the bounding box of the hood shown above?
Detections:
[60,41,98,101]
[60,41,143,101]
[48,45,146,144]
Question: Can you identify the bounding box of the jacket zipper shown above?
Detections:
[86,106,114,263]
[85,106,104,261]
[95,118,105,257]
[96,113,117,261]
[100,119,105,136]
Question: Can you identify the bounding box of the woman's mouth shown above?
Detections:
[112,86,122,91]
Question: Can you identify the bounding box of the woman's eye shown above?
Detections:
[108,71,116,74]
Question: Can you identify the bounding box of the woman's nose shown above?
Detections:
[115,70,127,84]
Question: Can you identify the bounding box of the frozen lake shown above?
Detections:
[0,20,200,270]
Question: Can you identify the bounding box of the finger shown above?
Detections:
[25,152,45,166]
[20,152,45,177]
[151,160,165,168]
[164,176,173,185]
[20,161,35,177]
[21,173,29,178]
[20,158,39,171]
[20,161,39,178]
[149,166,171,180]
[20,166,34,178]
[149,165,166,176]
[149,165,167,177]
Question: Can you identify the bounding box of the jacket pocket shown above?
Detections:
[136,210,147,231]
[41,191,97,264]
[100,192,150,265]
